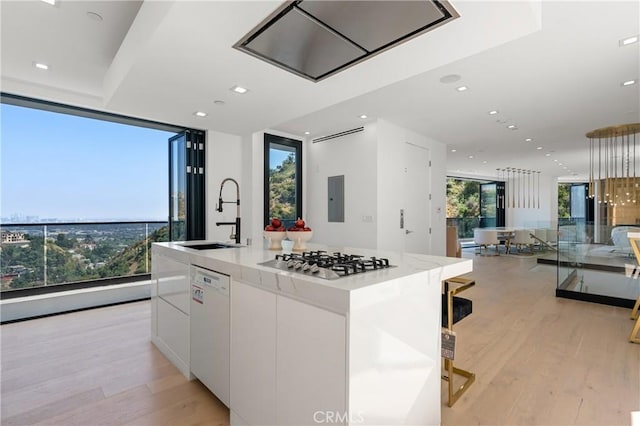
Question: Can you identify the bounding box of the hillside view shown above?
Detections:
[1,223,168,291]
[269,152,297,222]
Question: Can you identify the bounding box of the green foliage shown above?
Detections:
[269,153,297,221]
[55,233,74,249]
[558,184,571,218]
[1,225,170,291]
[446,178,480,218]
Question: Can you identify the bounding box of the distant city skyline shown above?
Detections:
[1,103,173,221]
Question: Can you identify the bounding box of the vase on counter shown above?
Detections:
[264,231,286,250]
[286,230,313,251]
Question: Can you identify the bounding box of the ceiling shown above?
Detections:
[1,0,638,182]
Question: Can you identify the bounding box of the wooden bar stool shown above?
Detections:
[442,276,476,406]
[629,232,640,344]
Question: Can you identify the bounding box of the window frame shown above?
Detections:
[263,133,303,228]
[0,93,204,300]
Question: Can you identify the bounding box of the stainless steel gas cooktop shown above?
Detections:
[259,250,394,280]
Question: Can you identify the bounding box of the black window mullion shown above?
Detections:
[264,134,302,228]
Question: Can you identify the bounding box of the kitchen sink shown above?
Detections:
[181,242,238,250]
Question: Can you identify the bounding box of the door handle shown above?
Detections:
[406,230,414,235]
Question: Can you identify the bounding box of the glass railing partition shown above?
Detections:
[555,219,640,307]
[446,217,481,239]
[0,221,168,293]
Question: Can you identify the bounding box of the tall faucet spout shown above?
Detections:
[218,178,240,215]
[217,178,241,244]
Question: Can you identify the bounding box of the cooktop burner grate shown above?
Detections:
[259,250,394,280]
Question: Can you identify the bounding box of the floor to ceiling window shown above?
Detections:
[447,177,505,238]
[446,178,480,238]
[0,94,202,297]
[263,133,302,228]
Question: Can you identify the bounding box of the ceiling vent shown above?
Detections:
[312,127,364,143]
[234,0,459,82]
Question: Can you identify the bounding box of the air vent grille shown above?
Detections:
[312,127,364,143]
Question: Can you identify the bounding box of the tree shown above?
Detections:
[269,153,297,220]
[446,178,479,218]
[558,184,571,218]
[56,233,74,249]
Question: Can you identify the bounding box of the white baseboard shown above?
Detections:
[0,281,151,323]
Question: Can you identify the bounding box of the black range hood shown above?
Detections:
[234,0,460,82]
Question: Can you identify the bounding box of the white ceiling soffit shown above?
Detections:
[102,0,541,133]
[272,1,639,181]
[0,1,142,107]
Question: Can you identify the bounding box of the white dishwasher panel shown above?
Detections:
[190,265,230,407]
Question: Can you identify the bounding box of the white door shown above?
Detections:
[404,142,431,254]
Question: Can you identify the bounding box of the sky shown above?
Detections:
[1,104,172,221]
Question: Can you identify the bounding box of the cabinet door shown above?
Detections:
[153,253,190,314]
[230,281,277,425]
[156,297,190,377]
[276,296,347,425]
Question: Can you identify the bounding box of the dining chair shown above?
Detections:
[511,229,535,254]
[473,229,500,255]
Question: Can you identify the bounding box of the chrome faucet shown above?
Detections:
[215,178,241,244]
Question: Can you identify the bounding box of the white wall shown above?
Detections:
[0,281,150,323]
[206,130,243,242]
[376,120,447,255]
[506,174,558,229]
[302,119,448,254]
[306,124,378,249]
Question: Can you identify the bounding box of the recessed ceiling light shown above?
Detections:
[620,35,639,46]
[359,114,368,119]
[456,86,468,92]
[482,161,487,164]
[507,124,517,130]
[536,146,543,150]
[468,155,474,159]
[34,62,49,70]
[553,159,558,162]
[86,11,103,21]
[545,153,552,157]
[488,110,498,115]
[525,138,533,142]
[40,0,55,5]
[304,131,310,135]
[451,149,457,153]
[558,163,563,166]
[230,85,249,94]
[622,79,637,86]
[194,111,207,117]
[439,74,461,84]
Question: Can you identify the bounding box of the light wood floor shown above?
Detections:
[1,254,638,425]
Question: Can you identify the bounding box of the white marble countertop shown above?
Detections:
[153,241,473,312]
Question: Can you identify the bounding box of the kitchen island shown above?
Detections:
[151,241,472,426]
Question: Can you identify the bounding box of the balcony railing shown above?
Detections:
[0,221,168,297]
[446,217,481,239]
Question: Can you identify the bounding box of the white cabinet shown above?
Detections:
[151,251,191,377]
[230,280,347,426]
[230,280,277,426]
[276,296,346,425]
